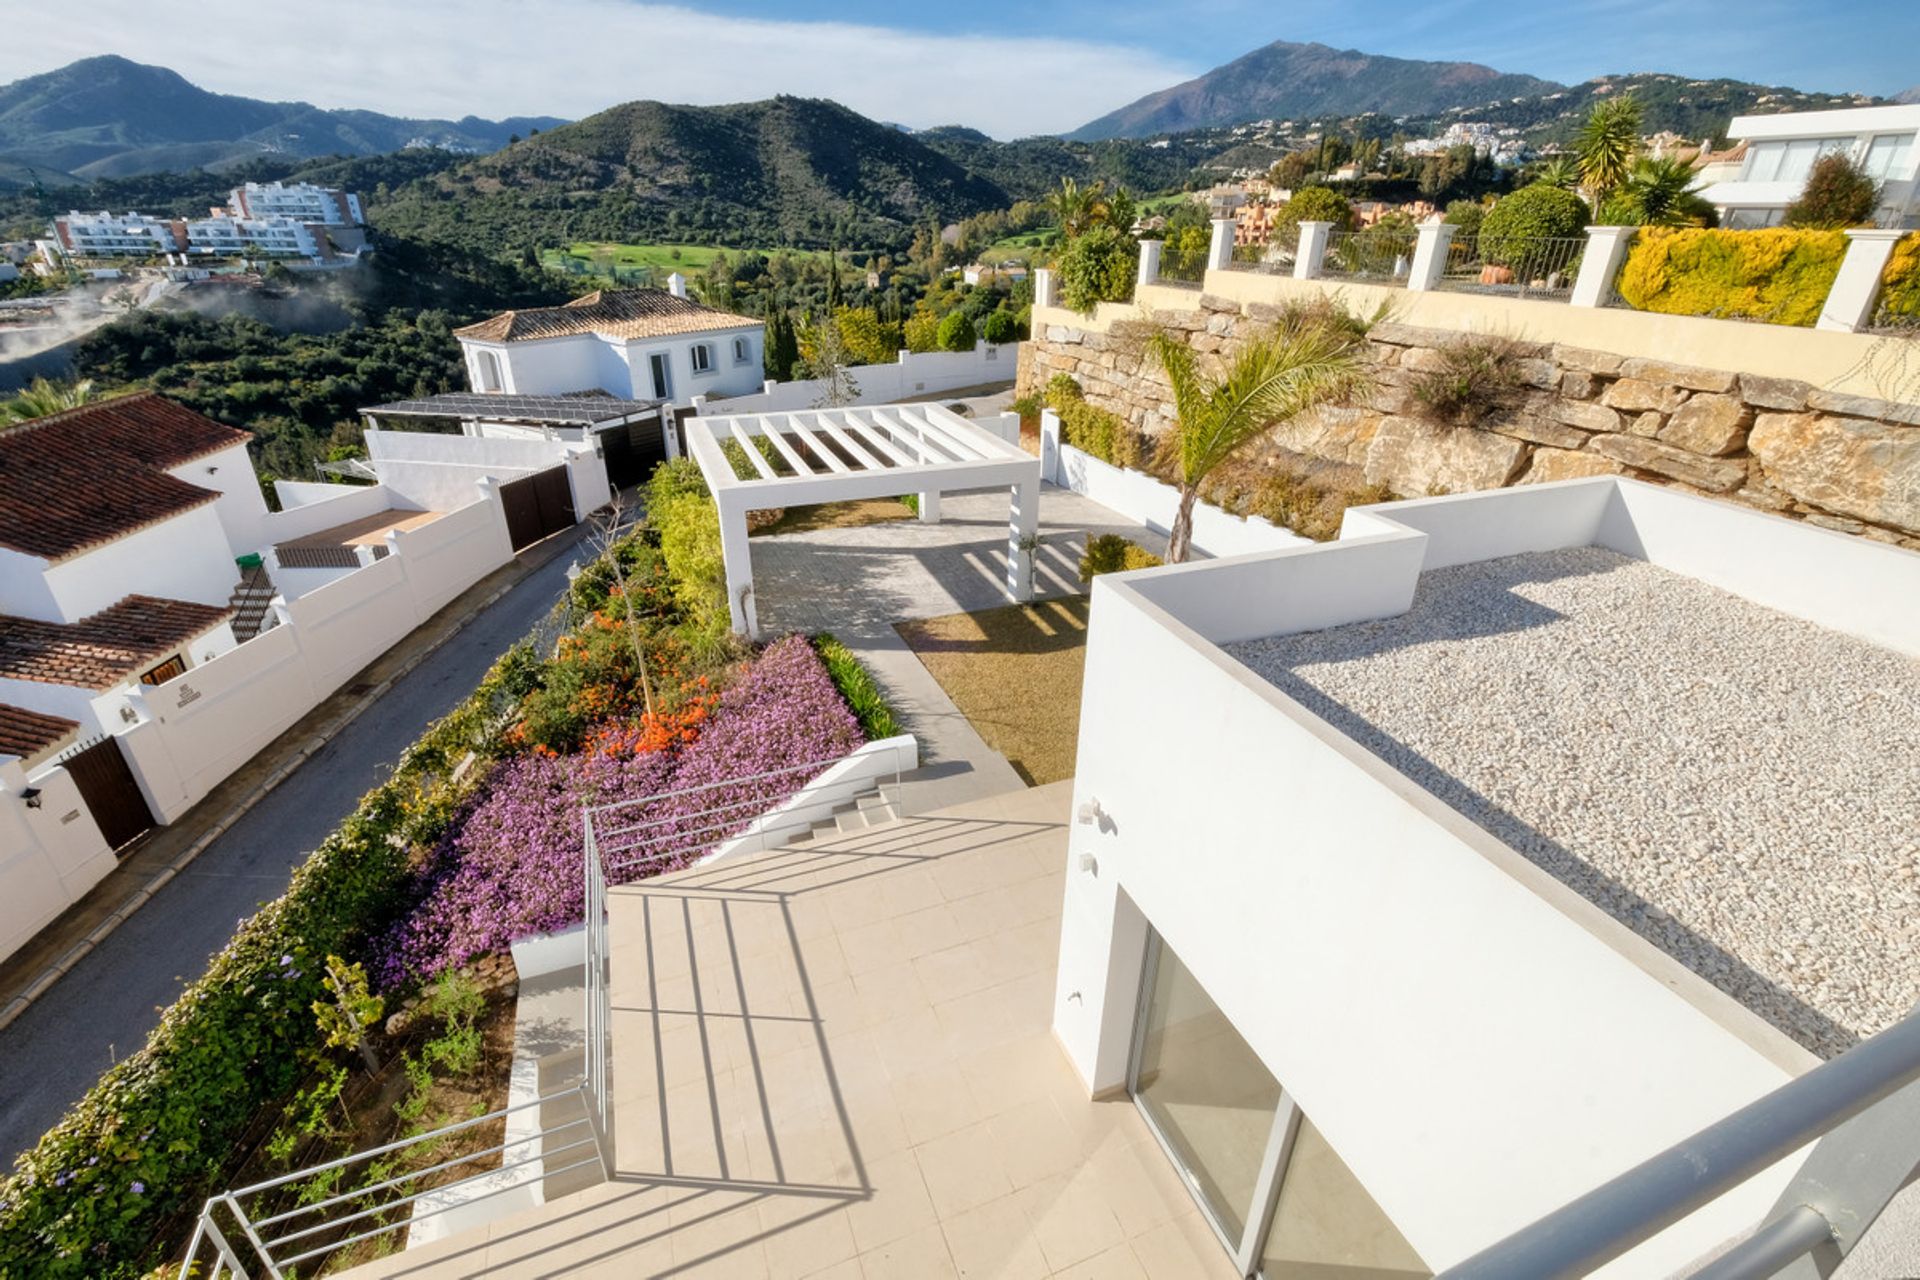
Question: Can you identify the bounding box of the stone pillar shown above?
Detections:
[1039,409,1063,485]
[1407,221,1457,292]
[716,494,758,639]
[1817,229,1906,332]
[1137,238,1163,290]
[1034,267,1058,309]
[1208,219,1236,272]
[1007,473,1041,603]
[1570,226,1639,308]
[1293,221,1334,280]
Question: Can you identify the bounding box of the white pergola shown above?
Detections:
[685,404,1041,638]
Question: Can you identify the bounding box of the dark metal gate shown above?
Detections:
[596,417,663,490]
[500,466,576,550]
[60,735,156,852]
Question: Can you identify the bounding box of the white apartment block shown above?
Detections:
[228,181,364,227]
[184,214,326,260]
[51,211,188,257]
[1697,104,1919,228]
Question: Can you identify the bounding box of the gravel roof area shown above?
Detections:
[1227,546,1920,1059]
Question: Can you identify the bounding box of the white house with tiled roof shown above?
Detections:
[453,280,765,408]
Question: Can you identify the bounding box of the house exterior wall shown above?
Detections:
[0,758,113,966]
[461,325,765,407]
[1697,105,1920,228]
[699,341,1016,415]
[1050,480,1896,1276]
[167,442,270,559]
[32,505,238,624]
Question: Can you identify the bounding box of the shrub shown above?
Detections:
[1011,393,1044,429]
[1784,152,1882,229]
[811,633,902,740]
[936,311,978,352]
[903,310,940,353]
[1055,223,1137,314]
[1616,227,1849,327]
[1277,186,1353,234]
[1879,232,1920,323]
[1408,333,1525,426]
[0,646,536,1277]
[1479,185,1590,273]
[1079,533,1163,581]
[1044,373,1083,410]
[1059,399,1141,469]
[646,460,729,650]
[1443,199,1487,237]
[980,309,1018,344]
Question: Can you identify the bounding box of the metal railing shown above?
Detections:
[1320,227,1420,285]
[1226,226,1301,276]
[1434,233,1585,302]
[1438,1006,1920,1279]
[179,1079,609,1279]
[1157,248,1207,287]
[273,542,361,570]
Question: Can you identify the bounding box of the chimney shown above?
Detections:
[667,272,687,299]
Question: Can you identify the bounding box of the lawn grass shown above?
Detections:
[975,230,1058,264]
[896,596,1091,786]
[750,498,916,537]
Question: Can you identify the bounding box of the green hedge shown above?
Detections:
[1055,224,1137,315]
[810,634,902,741]
[1881,232,1920,323]
[1059,400,1141,469]
[1078,534,1162,582]
[647,458,729,650]
[0,649,540,1279]
[1616,227,1849,327]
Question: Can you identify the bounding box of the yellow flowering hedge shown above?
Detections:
[1616,227,1849,327]
[1879,232,1920,322]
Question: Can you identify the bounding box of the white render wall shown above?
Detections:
[27,505,238,625]
[168,443,271,560]
[461,325,765,407]
[1050,478,1917,1276]
[697,341,1016,415]
[365,428,608,518]
[0,758,113,965]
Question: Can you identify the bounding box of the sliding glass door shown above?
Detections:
[1129,933,1428,1279]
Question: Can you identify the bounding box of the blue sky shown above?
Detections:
[4,0,1913,139]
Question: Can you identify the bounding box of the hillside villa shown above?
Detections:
[1697,103,1919,228]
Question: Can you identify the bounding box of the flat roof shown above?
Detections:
[1226,545,1920,1060]
[360,392,662,427]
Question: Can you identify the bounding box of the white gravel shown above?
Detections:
[1227,546,1920,1059]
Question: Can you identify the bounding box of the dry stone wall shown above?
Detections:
[1019,294,1920,549]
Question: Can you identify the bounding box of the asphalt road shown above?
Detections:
[0,537,583,1168]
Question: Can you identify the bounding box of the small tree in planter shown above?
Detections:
[1478,184,1590,284]
[1785,152,1883,229]
[1148,322,1368,563]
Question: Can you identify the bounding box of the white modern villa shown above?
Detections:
[1697,103,1920,227]
[454,279,766,408]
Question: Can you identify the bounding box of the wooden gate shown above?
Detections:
[596,419,662,489]
[61,736,156,852]
[500,466,576,550]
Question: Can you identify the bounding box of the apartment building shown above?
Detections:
[228,181,364,227]
[48,181,365,263]
[1697,103,1920,227]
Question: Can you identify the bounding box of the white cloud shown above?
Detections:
[2,0,1197,139]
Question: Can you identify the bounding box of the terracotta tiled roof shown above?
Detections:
[454,288,759,344]
[0,393,253,561]
[0,595,235,690]
[0,703,79,761]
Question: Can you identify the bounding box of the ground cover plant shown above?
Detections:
[1616,227,1850,327]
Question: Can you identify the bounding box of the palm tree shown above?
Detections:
[1609,155,1710,227]
[2,377,98,423]
[1046,177,1111,240]
[1534,155,1582,190]
[1576,96,1644,204]
[1149,321,1369,563]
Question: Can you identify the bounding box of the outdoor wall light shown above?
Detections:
[21,788,42,810]
[206,464,219,474]
[1076,798,1107,827]
[1078,852,1098,876]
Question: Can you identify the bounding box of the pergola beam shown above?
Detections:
[783,414,849,473]
[869,407,969,466]
[756,417,817,477]
[727,421,780,480]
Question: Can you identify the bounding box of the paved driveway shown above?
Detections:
[0,532,587,1168]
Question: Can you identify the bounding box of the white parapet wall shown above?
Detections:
[1054,477,1919,1277]
[1041,412,1311,560]
[697,341,1018,415]
[700,734,919,863]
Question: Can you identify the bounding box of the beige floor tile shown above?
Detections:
[891,1062,983,1145]
[868,1008,956,1077]
[859,1222,960,1280]
[841,1149,939,1253]
[941,1193,1051,1280]
[986,1097,1084,1189]
[914,941,1001,1001]
[915,1120,1016,1220]
[1127,1214,1238,1279]
[1047,1242,1149,1280]
[1084,1140,1187,1237]
[758,1196,861,1280]
[852,962,930,1024]
[1015,1172,1126,1273]
[801,1259,865,1280]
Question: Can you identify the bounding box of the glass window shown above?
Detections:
[1744,140,1786,182]
[1776,137,1854,185]
[732,336,749,364]
[1865,133,1915,179]
[1134,941,1282,1244]
[691,343,713,373]
[1260,1113,1428,1279]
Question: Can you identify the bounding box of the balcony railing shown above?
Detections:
[1319,227,1421,285]
[1434,233,1585,303]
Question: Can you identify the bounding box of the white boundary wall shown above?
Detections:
[0,758,114,964]
[1040,412,1310,559]
[695,341,1018,415]
[365,428,610,517]
[1055,477,1920,1276]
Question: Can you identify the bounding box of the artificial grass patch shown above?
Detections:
[751,498,916,537]
[896,596,1091,786]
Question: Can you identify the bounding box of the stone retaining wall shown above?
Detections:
[1018,294,1920,548]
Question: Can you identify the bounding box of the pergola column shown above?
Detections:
[716,492,758,639]
[1008,475,1040,603]
[918,488,942,522]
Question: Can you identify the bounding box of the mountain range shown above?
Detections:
[1068,40,1563,140]
[0,56,562,180]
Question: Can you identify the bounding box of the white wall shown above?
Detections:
[697,341,1016,415]
[274,479,382,510]
[261,482,408,542]
[465,337,605,398]
[32,505,237,624]
[167,442,270,560]
[0,547,61,622]
[366,428,607,520]
[1049,435,1311,560]
[391,498,514,618]
[0,759,114,964]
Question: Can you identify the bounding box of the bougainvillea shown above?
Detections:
[374,636,864,987]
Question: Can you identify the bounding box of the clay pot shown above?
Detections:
[1480,264,1514,285]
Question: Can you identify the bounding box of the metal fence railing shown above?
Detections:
[1435,233,1585,302]
[179,1079,609,1278]
[1226,225,1301,276]
[1319,227,1420,285]
[1157,247,1207,288]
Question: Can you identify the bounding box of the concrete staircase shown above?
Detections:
[226,562,279,640]
[777,783,906,848]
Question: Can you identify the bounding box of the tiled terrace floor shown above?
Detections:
[345,783,1236,1279]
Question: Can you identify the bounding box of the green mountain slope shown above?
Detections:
[374,96,1011,252]
[1069,40,1562,140]
[0,56,562,178]
[913,126,1213,200]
